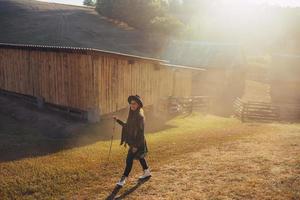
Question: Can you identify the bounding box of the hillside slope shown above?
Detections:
[0,0,161,57]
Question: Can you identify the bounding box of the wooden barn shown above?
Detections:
[0,43,203,122]
[162,41,246,115]
[269,54,300,121]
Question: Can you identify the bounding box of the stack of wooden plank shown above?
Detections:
[234,98,280,122]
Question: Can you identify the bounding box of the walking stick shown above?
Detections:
[107,120,115,164]
[106,103,117,165]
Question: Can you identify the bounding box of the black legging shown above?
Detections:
[123,149,148,177]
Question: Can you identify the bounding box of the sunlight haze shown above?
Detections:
[36,0,300,7]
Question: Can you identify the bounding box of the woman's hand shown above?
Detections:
[113,116,118,121]
[131,147,138,153]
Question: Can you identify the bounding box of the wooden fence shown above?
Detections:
[234,98,280,122]
[167,96,211,115]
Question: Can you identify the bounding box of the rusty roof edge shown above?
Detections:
[91,48,168,63]
[43,2,95,9]
[0,42,168,63]
[160,63,206,71]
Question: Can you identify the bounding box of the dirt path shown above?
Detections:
[77,123,300,200]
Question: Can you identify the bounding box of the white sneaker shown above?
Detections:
[116,175,127,187]
[139,169,151,179]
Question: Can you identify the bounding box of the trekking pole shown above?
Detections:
[107,103,117,164]
[107,123,114,164]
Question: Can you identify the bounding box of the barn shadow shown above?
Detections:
[0,95,176,163]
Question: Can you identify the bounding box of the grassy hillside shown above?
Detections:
[0,0,160,57]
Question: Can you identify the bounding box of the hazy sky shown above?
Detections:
[37,0,300,7]
[247,0,300,7]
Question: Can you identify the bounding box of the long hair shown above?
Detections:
[127,107,145,121]
[126,106,145,137]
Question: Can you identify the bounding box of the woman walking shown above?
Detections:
[113,95,151,187]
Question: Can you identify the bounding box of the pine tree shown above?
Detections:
[83,0,95,6]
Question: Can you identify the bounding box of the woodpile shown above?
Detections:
[234,98,280,122]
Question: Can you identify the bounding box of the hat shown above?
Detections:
[128,95,143,108]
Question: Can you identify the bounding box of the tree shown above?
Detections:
[95,0,184,35]
[169,0,182,13]
[96,0,113,16]
[83,0,96,6]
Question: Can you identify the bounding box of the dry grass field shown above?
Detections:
[0,109,299,199]
[0,1,299,199]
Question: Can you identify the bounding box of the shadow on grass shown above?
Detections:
[0,95,177,163]
[106,177,151,200]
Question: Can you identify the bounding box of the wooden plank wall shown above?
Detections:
[0,48,98,111]
[0,49,32,96]
[0,47,197,116]
[172,69,193,97]
[93,54,194,115]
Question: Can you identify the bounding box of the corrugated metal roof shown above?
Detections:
[0,42,167,63]
[162,40,246,69]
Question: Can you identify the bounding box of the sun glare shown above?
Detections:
[220,0,300,7]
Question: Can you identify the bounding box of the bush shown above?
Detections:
[96,0,184,35]
[149,15,184,35]
[83,0,96,6]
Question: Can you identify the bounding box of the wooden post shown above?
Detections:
[87,107,101,123]
[36,96,45,109]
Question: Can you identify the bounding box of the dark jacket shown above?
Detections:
[116,110,148,159]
